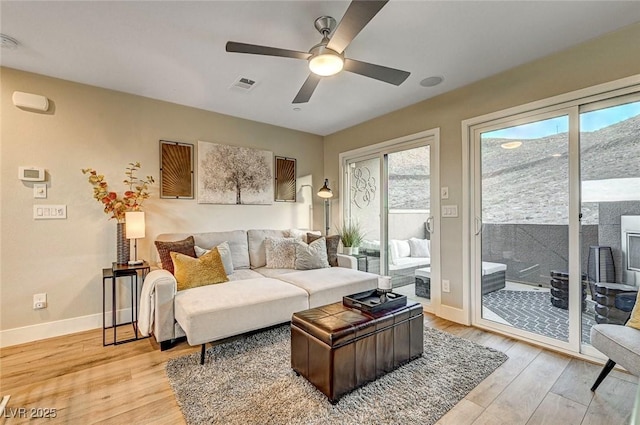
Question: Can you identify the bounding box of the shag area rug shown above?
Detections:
[166,324,507,425]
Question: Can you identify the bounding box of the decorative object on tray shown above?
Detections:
[343,288,407,313]
[274,156,296,202]
[337,219,364,255]
[82,162,154,264]
[197,141,273,205]
[160,140,194,199]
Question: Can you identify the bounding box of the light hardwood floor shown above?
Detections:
[0,314,636,424]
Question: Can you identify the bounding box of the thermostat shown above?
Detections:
[19,166,45,181]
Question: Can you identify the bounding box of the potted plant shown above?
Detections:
[338,220,364,255]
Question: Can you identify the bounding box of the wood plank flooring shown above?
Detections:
[0,314,636,424]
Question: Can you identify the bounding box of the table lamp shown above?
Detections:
[125,211,145,266]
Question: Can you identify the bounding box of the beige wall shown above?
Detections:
[0,68,323,332]
[324,22,640,310]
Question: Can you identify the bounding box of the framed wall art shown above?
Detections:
[274,156,296,202]
[160,140,194,199]
[197,141,273,205]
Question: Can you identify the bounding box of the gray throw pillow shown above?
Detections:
[308,233,340,267]
[194,241,235,275]
[295,238,330,270]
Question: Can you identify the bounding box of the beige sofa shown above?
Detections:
[139,229,378,358]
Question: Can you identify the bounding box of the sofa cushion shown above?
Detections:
[308,233,340,267]
[155,236,196,275]
[248,229,288,268]
[227,269,263,281]
[289,228,321,243]
[174,278,309,345]
[171,249,229,291]
[295,238,330,270]
[156,231,250,270]
[254,267,299,279]
[409,238,430,258]
[195,241,234,275]
[277,267,378,308]
[265,236,297,269]
[389,256,430,271]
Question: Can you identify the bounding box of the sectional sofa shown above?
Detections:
[138,229,379,359]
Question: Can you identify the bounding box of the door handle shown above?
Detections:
[426,216,434,234]
[475,217,483,236]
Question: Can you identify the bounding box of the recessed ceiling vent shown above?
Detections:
[230,77,257,92]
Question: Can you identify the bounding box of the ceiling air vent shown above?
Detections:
[230,77,257,92]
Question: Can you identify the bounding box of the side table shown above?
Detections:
[102,261,150,346]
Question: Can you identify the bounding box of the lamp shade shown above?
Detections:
[125,211,145,239]
[317,179,333,199]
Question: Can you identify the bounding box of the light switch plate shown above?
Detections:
[34,183,47,199]
[441,204,458,218]
[34,205,67,219]
[441,187,449,199]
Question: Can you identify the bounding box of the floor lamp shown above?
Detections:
[317,179,333,236]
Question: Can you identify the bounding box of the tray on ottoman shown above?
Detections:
[343,289,407,313]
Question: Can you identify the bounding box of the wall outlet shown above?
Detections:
[442,279,451,293]
[33,293,47,309]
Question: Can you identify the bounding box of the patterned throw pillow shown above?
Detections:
[155,236,196,275]
[194,241,234,275]
[626,290,640,330]
[295,238,330,270]
[171,248,229,291]
[265,237,297,269]
[308,233,340,267]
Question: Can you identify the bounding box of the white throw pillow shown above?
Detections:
[194,241,235,275]
[265,237,297,269]
[294,238,330,270]
[390,239,411,262]
[409,238,430,258]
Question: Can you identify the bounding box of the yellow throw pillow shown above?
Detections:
[171,248,229,291]
[626,290,640,330]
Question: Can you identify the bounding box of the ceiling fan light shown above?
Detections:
[309,53,343,76]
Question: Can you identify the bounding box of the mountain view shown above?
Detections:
[384,113,639,218]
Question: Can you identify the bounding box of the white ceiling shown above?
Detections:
[2,1,640,136]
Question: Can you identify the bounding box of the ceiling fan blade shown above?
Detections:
[226,41,311,60]
[343,58,410,86]
[293,74,322,104]
[326,0,388,54]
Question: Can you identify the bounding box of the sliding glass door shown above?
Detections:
[471,92,640,354]
[342,132,439,312]
[476,112,573,345]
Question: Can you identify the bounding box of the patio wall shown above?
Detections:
[482,223,598,287]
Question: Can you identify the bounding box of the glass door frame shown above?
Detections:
[470,107,581,354]
[462,74,640,359]
[339,129,441,315]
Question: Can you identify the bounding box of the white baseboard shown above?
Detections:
[0,308,133,348]
[438,304,470,326]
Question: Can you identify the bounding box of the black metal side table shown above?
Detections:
[102,261,150,346]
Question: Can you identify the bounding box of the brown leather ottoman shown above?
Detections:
[291,301,423,403]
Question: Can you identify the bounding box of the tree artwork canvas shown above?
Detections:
[197,141,274,205]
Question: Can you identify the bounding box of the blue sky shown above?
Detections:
[483,101,640,139]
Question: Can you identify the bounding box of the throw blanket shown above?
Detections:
[138,269,176,337]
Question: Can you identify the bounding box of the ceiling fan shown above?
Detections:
[225,0,410,104]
